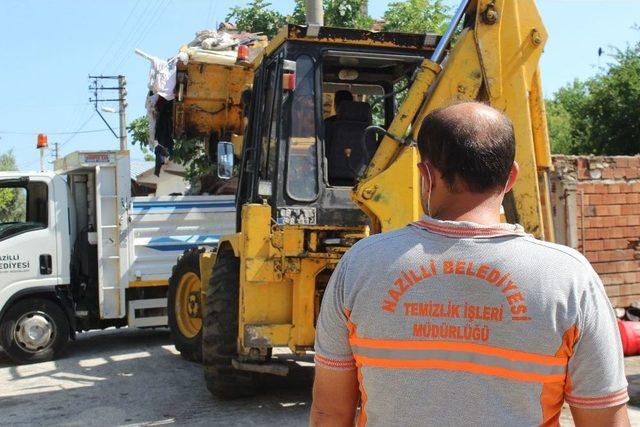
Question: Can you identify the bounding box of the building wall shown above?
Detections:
[551,155,640,307]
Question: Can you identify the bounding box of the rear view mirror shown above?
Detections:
[217,141,234,179]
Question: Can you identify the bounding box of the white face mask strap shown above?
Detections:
[425,162,433,217]
[502,166,513,196]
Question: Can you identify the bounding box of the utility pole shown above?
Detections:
[53,142,60,159]
[118,75,128,151]
[89,75,128,151]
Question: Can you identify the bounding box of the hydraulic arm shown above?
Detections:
[353,0,554,240]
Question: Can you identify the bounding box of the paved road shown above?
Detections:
[0,329,311,426]
[1,328,639,426]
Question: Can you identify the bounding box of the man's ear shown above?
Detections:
[504,161,519,193]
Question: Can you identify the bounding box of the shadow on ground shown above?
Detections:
[0,328,312,426]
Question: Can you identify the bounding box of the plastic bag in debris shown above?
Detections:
[188,29,237,51]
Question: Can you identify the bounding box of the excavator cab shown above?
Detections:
[228,26,438,228]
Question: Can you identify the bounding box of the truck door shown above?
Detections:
[0,176,59,302]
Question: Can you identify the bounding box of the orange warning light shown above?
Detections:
[37,133,48,149]
[237,45,249,62]
[283,73,296,91]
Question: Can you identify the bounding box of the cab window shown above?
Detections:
[286,55,319,202]
[321,51,422,187]
[260,60,282,181]
[0,180,48,241]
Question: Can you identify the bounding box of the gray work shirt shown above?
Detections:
[315,215,628,426]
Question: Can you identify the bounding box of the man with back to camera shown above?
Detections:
[310,102,630,426]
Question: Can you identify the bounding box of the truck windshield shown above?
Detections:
[0,181,47,241]
[286,55,319,201]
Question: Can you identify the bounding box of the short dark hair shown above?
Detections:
[417,102,515,193]
[334,90,353,107]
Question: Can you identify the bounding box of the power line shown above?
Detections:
[113,0,172,71]
[105,1,159,74]
[0,129,110,136]
[60,113,97,149]
[92,0,143,73]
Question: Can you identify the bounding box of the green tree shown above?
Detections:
[585,43,640,154]
[226,0,287,38]
[383,0,449,33]
[0,150,25,223]
[546,80,592,154]
[230,0,374,31]
[547,38,640,155]
[127,116,155,161]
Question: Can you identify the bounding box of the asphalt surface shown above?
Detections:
[0,329,312,426]
[1,328,639,426]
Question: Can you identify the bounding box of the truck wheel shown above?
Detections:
[203,248,258,399]
[0,298,69,364]
[168,248,204,362]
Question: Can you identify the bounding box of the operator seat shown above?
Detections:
[325,100,376,186]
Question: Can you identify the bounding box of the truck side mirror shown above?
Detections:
[217,141,234,179]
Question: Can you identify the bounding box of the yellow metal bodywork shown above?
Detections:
[173,60,254,141]
[215,204,367,356]
[128,279,168,288]
[198,251,216,322]
[205,0,555,359]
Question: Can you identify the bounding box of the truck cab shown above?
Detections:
[0,172,73,362]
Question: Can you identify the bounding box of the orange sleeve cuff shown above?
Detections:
[315,354,356,371]
[565,388,629,409]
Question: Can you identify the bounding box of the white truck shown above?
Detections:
[0,150,235,363]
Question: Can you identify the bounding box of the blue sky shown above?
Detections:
[0,0,638,170]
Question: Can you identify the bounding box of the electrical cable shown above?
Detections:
[113,0,172,71]
[0,129,109,136]
[59,113,97,148]
[92,0,143,73]
[103,0,157,74]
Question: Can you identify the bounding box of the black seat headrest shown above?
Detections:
[336,101,372,123]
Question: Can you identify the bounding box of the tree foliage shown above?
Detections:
[547,38,640,155]
[127,116,213,183]
[0,151,25,223]
[383,0,449,33]
[226,0,287,38]
[291,0,373,29]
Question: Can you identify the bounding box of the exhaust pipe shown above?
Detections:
[305,0,324,27]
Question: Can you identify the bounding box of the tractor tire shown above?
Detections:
[0,298,69,364]
[168,247,205,362]
[203,247,258,399]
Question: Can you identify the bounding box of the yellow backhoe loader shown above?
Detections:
[176,0,554,397]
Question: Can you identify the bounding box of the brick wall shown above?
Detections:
[551,155,640,307]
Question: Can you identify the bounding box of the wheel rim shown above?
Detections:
[13,311,56,353]
[176,272,202,338]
